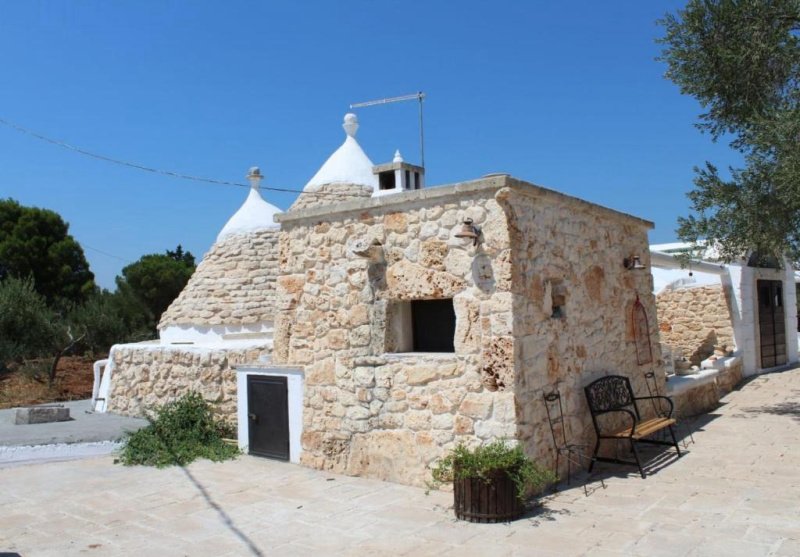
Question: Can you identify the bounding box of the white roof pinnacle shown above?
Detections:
[216,166,281,242]
[393,149,404,163]
[303,113,379,192]
[343,113,359,137]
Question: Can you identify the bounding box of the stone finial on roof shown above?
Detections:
[343,113,359,137]
[247,166,263,189]
[300,113,378,192]
[215,166,281,242]
[393,150,404,163]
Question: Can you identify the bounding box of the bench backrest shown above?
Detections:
[584,375,641,420]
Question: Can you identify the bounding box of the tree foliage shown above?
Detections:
[119,245,195,329]
[0,277,56,367]
[658,0,800,262]
[0,199,95,305]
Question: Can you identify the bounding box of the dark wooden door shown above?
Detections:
[247,375,289,461]
[757,280,787,369]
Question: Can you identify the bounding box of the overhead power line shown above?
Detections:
[0,116,349,198]
[82,243,130,263]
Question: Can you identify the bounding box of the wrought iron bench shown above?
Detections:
[584,375,681,478]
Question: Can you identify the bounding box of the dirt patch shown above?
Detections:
[0,355,100,409]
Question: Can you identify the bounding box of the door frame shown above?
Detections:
[236,366,304,463]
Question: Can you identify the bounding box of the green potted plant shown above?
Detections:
[431,440,556,523]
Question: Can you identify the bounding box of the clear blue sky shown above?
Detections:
[0,1,741,290]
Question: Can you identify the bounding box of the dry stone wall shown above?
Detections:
[498,182,661,470]
[106,343,271,421]
[289,183,372,212]
[159,229,279,328]
[656,285,734,364]
[276,182,516,487]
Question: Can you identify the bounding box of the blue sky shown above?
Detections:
[0,1,741,290]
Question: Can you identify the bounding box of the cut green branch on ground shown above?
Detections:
[118,392,239,467]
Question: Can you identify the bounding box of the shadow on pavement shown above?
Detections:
[179,465,265,557]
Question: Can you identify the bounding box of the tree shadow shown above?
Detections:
[139,417,264,556]
[520,501,573,526]
[739,401,800,422]
[179,465,265,557]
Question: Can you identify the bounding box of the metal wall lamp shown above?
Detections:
[623,255,646,270]
[455,218,482,246]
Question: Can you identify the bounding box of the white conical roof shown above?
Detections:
[303,113,378,192]
[217,167,281,242]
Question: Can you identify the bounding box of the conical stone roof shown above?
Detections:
[290,113,376,211]
[159,168,281,331]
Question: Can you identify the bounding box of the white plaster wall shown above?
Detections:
[782,262,799,365]
[236,366,304,464]
[652,267,720,294]
[159,322,274,345]
[733,264,798,376]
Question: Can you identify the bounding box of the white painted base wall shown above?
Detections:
[236,366,304,464]
[159,322,274,345]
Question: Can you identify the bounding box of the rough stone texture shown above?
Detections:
[159,229,279,328]
[668,359,743,418]
[14,406,70,425]
[276,175,659,487]
[498,182,663,471]
[106,344,271,422]
[656,284,735,365]
[716,358,744,395]
[671,380,720,418]
[289,182,372,212]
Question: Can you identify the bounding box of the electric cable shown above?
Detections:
[0,116,361,198]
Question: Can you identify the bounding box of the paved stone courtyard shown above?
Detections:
[1,367,799,556]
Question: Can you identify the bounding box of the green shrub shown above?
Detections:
[118,392,239,467]
[431,441,556,500]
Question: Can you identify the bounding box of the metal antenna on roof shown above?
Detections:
[350,92,426,169]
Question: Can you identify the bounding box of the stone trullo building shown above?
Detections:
[97,113,666,487]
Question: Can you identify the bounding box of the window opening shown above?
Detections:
[386,299,456,353]
[379,171,396,191]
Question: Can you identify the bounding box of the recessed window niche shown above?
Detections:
[386,299,456,353]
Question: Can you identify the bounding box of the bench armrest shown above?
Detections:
[591,408,638,437]
[634,395,674,418]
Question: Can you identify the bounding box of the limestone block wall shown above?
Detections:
[656,285,734,364]
[159,229,279,328]
[275,180,517,487]
[289,183,372,212]
[106,343,271,422]
[499,182,661,470]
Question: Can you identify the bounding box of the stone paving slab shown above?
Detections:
[1,367,799,556]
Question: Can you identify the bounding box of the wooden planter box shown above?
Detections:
[453,471,523,523]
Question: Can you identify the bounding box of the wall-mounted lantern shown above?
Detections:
[455,218,482,246]
[623,255,646,270]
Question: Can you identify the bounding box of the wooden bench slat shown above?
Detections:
[610,417,676,439]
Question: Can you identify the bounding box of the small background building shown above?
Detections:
[650,243,799,416]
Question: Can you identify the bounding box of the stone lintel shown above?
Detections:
[372,161,425,174]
